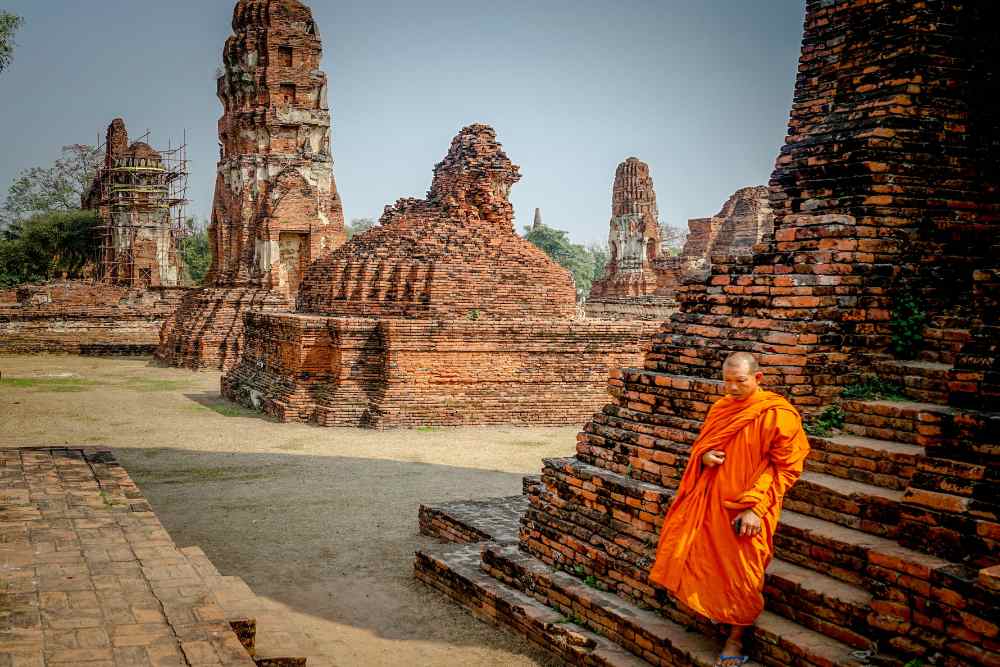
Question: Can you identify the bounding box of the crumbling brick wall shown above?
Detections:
[0,282,188,355]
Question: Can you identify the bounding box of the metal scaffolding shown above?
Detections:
[91,130,189,286]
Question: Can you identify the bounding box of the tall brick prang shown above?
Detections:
[589,157,663,300]
[158,0,345,370]
[222,124,659,426]
[208,0,345,298]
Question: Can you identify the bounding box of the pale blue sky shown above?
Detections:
[0,0,804,244]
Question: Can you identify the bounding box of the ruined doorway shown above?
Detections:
[279,232,309,302]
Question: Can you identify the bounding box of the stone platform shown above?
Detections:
[222,314,660,428]
[0,447,324,666]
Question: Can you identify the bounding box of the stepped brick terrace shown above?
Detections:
[221,124,659,427]
[157,0,346,371]
[0,447,322,665]
[416,1,1000,665]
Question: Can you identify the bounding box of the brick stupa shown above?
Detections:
[221,125,659,427]
[157,0,346,370]
[416,1,1000,665]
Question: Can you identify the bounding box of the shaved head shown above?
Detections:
[723,352,759,373]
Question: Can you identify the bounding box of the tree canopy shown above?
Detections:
[178,218,211,286]
[346,217,377,239]
[1,144,101,237]
[523,223,608,302]
[0,209,101,287]
[0,12,23,74]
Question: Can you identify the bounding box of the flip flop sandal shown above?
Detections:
[715,656,750,667]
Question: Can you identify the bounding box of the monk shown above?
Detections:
[648,352,810,667]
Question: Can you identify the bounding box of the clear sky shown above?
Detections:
[0,0,804,245]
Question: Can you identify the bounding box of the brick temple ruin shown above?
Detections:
[417,1,1000,666]
[0,119,192,355]
[82,118,188,288]
[157,0,346,371]
[586,161,773,321]
[221,124,659,427]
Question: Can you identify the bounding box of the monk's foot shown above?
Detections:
[714,638,749,667]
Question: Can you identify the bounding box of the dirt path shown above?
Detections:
[1,354,576,666]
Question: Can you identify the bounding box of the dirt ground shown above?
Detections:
[1,354,577,666]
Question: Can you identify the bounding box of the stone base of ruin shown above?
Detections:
[156,286,289,371]
[0,446,325,665]
[220,313,660,428]
[0,282,189,355]
[584,296,678,322]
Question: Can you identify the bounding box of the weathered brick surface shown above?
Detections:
[82,118,183,288]
[589,158,664,302]
[208,0,345,299]
[156,287,288,371]
[0,447,258,666]
[416,1,1000,665]
[0,282,189,355]
[159,0,346,371]
[586,182,772,321]
[298,124,576,319]
[222,313,657,427]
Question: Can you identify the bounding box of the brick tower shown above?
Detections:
[158,0,346,370]
[208,0,346,300]
[416,1,1000,665]
[590,157,663,300]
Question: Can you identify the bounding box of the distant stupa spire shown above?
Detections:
[532,207,543,230]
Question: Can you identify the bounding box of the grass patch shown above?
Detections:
[415,426,442,432]
[0,376,99,392]
[841,375,906,401]
[118,378,192,392]
[803,405,845,437]
[133,464,290,485]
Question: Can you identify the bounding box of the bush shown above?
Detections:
[0,209,100,286]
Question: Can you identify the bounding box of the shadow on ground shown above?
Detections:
[114,446,558,665]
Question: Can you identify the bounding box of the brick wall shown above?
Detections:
[222,313,658,427]
[0,282,188,355]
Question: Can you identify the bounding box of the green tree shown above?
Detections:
[0,12,23,74]
[0,210,100,287]
[346,216,377,239]
[1,144,102,237]
[587,242,609,284]
[524,223,602,301]
[178,217,211,286]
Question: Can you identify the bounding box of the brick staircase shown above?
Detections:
[415,357,998,666]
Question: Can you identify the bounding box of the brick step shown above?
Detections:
[842,399,1000,458]
[180,546,322,666]
[871,359,952,403]
[841,399,954,447]
[786,471,903,538]
[805,433,922,491]
[422,493,875,654]
[483,542,867,667]
[917,326,971,365]
[415,542,655,667]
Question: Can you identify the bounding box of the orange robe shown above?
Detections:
[648,389,810,626]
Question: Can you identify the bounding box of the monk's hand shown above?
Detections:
[701,450,726,467]
[734,509,762,538]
